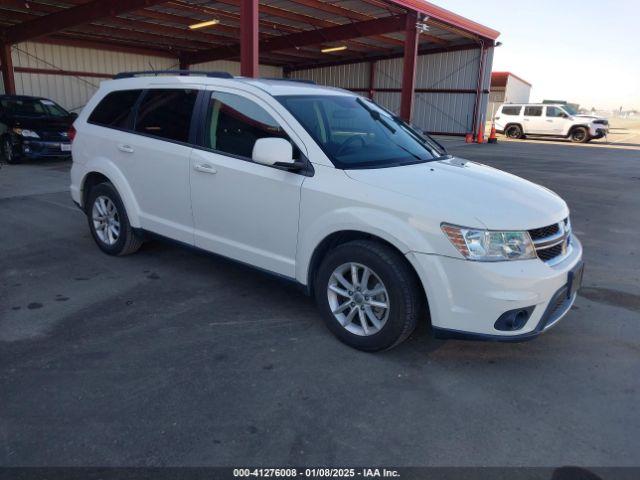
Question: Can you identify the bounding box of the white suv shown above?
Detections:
[69,72,584,351]
[495,103,609,143]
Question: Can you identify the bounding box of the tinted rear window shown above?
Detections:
[88,90,142,128]
[134,89,198,143]
[501,106,521,116]
[524,106,543,116]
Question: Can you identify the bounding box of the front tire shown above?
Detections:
[86,182,143,256]
[570,127,590,143]
[314,240,423,351]
[1,136,19,164]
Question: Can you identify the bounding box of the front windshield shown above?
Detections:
[562,105,578,115]
[1,97,69,117]
[277,94,447,169]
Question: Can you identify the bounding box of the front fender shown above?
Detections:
[81,157,141,228]
[295,206,439,285]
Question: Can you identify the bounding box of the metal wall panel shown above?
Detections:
[290,46,495,135]
[6,43,282,112]
[10,42,176,112]
[190,60,283,78]
[290,62,370,90]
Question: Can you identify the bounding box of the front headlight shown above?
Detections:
[441,223,536,261]
[12,128,40,138]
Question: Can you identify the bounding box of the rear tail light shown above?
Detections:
[68,125,76,143]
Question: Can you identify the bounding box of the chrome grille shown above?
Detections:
[529,224,559,240]
[529,218,571,264]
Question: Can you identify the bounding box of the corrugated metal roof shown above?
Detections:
[0,0,499,69]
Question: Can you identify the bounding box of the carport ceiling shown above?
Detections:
[0,0,498,68]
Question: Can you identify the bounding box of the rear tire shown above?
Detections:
[570,127,589,143]
[314,240,423,351]
[86,182,143,256]
[505,124,524,139]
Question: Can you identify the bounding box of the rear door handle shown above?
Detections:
[194,163,217,174]
[118,144,134,153]
[546,120,553,122]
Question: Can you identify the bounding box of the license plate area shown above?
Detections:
[567,262,584,299]
[60,143,71,152]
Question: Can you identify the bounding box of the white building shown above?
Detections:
[487,71,532,120]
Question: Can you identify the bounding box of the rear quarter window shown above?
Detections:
[501,106,522,116]
[88,89,143,128]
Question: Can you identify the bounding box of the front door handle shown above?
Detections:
[194,163,217,174]
[546,120,553,122]
[118,144,134,153]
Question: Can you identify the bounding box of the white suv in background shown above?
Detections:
[69,72,584,351]
[495,103,609,143]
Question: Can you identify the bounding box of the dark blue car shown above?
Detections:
[0,95,77,164]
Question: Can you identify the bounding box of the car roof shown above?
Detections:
[98,75,354,97]
[0,94,52,101]
[501,103,563,107]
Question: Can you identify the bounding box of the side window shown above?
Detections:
[134,89,198,143]
[204,91,293,159]
[546,106,565,117]
[501,106,522,116]
[524,106,543,117]
[88,89,142,128]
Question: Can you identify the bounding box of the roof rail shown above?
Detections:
[260,77,316,85]
[113,70,234,79]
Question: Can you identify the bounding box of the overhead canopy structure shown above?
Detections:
[0,0,499,129]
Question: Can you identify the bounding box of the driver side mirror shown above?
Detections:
[252,137,294,167]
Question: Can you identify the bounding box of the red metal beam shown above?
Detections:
[240,0,259,78]
[207,0,403,49]
[285,43,479,73]
[0,8,202,52]
[186,14,407,65]
[400,12,418,122]
[13,66,112,79]
[1,43,16,95]
[471,43,487,139]
[40,36,177,58]
[2,0,169,44]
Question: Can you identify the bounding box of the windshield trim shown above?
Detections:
[276,94,447,170]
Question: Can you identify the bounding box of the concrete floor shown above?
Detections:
[1,139,639,467]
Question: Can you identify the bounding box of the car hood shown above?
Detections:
[345,157,568,230]
[574,114,606,122]
[8,114,73,130]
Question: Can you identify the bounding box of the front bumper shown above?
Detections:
[589,125,609,138]
[407,235,583,340]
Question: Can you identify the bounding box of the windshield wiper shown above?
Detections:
[356,97,396,134]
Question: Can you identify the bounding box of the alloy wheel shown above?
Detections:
[91,195,120,246]
[327,262,390,336]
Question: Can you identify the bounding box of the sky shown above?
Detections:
[440,0,640,111]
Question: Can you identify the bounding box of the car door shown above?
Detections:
[544,106,570,134]
[127,87,199,244]
[189,88,307,278]
[522,106,545,134]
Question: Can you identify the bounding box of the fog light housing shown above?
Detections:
[494,307,535,331]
